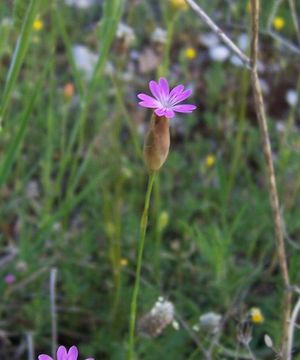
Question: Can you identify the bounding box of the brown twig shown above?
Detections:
[250,1,291,358]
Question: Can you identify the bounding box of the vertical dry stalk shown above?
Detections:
[50,268,58,358]
[26,332,34,360]
[250,1,291,358]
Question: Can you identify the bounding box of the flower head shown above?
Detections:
[169,0,188,11]
[33,18,43,31]
[184,47,197,60]
[205,154,216,167]
[4,273,15,285]
[120,258,128,267]
[199,312,222,333]
[250,307,264,324]
[38,345,94,360]
[138,297,175,338]
[138,78,196,119]
[273,17,285,31]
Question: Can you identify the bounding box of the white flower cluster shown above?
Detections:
[138,297,175,338]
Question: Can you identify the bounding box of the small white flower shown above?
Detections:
[116,23,135,46]
[72,44,98,79]
[199,312,222,333]
[237,33,249,50]
[65,0,95,9]
[151,27,167,44]
[230,55,244,67]
[151,298,174,321]
[276,121,285,133]
[199,33,219,48]
[209,45,230,62]
[172,320,180,330]
[192,324,200,332]
[286,89,298,107]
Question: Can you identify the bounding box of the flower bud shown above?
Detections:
[138,297,175,338]
[143,115,170,171]
[158,211,169,232]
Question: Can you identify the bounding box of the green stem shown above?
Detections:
[127,171,156,360]
[159,14,176,77]
[224,65,249,205]
[153,174,162,285]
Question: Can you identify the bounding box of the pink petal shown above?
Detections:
[38,356,53,360]
[138,101,158,109]
[149,80,161,100]
[67,346,78,360]
[137,93,159,107]
[169,84,184,101]
[173,104,197,113]
[85,358,95,360]
[171,89,193,105]
[165,108,175,118]
[57,346,68,360]
[158,78,170,97]
[155,108,166,117]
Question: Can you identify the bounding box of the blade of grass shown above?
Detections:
[53,8,85,100]
[0,0,41,130]
[61,0,124,198]
[34,171,108,245]
[0,62,49,188]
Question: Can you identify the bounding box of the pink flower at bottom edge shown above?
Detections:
[137,77,196,119]
[38,345,94,360]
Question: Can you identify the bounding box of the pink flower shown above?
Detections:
[38,345,94,360]
[4,273,16,284]
[137,77,196,119]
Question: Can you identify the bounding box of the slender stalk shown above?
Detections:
[287,295,300,360]
[0,0,40,129]
[225,64,250,203]
[287,0,300,45]
[160,16,176,77]
[26,332,34,360]
[50,268,58,358]
[127,171,156,360]
[250,1,291,358]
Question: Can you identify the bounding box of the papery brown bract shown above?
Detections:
[143,115,170,171]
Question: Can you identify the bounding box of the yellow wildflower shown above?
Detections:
[33,18,43,31]
[205,154,216,167]
[120,258,128,267]
[250,308,264,324]
[184,47,197,60]
[273,17,285,31]
[169,0,188,11]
